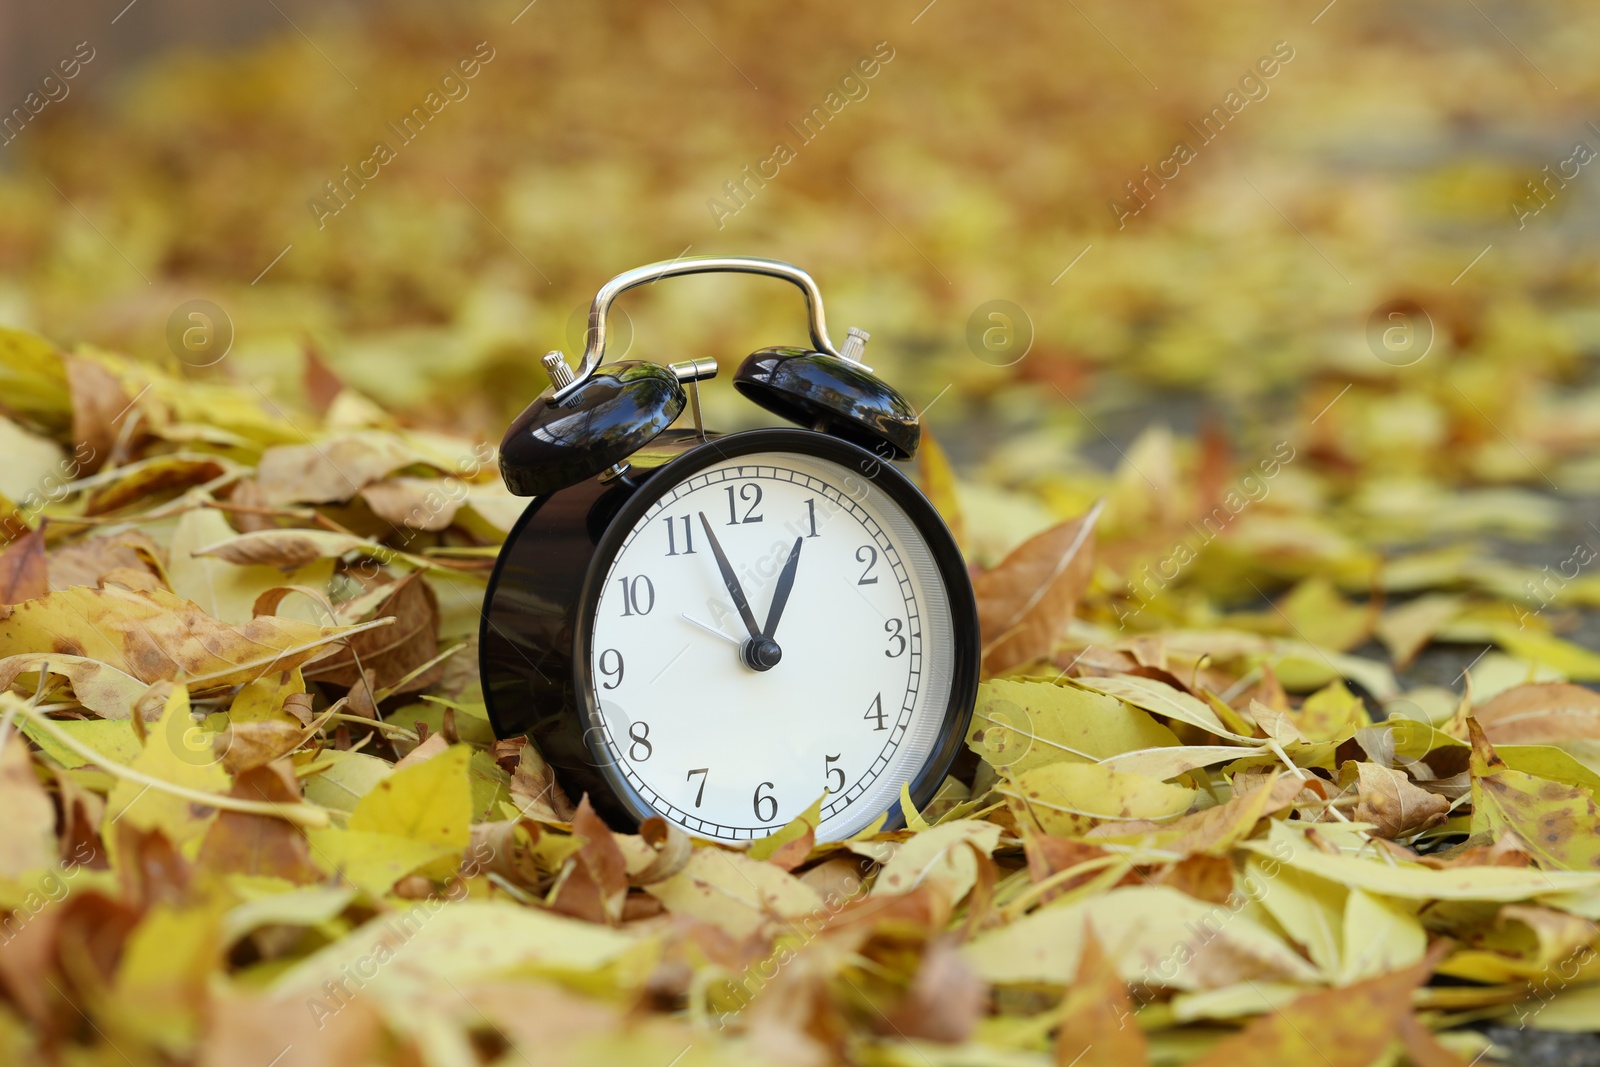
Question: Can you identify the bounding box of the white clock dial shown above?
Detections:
[585,450,957,842]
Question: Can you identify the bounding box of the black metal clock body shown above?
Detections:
[480,427,979,839]
[479,255,980,841]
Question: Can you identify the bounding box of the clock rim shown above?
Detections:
[570,427,979,839]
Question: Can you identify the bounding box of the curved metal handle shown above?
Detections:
[552,256,842,402]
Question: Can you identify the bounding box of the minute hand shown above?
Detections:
[698,512,762,640]
[762,537,804,640]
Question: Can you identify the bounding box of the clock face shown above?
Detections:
[583,449,958,842]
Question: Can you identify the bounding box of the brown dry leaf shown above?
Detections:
[0,585,372,693]
[0,524,47,605]
[1475,682,1600,744]
[1347,762,1451,839]
[1187,947,1445,1067]
[1397,1013,1476,1067]
[1055,926,1149,1067]
[302,571,441,696]
[192,528,378,571]
[85,455,229,516]
[974,499,1103,676]
[257,434,422,505]
[197,762,322,883]
[199,990,383,1067]
[48,529,165,592]
[887,936,984,1044]
[0,735,57,877]
[361,477,466,532]
[220,720,308,774]
[549,796,630,925]
[65,355,132,475]
[509,739,576,822]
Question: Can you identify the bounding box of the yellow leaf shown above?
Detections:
[968,679,1179,776]
[103,685,231,857]
[107,902,221,1054]
[1242,823,1600,900]
[21,715,141,770]
[1339,888,1426,983]
[963,884,1319,990]
[644,847,823,939]
[302,750,395,814]
[1070,674,1241,739]
[0,585,366,693]
[916,426,966,550]
[1469,719,1600,871]
[0,654,152,719]
[168,507,336,625]
[348,743,471,851]
[304,827,462,897]
[749,792,826,864]
[1000,761,1195,836]
[1290,680,1370,743]
[874,819,1001,903]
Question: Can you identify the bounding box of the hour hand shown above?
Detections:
[697,512,762,640]
[762,537,804,641]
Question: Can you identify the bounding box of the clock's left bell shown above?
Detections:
[498,352,695,497]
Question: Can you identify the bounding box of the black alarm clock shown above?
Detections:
[480,257,979,842]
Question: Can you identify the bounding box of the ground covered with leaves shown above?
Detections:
[4,1,1600,1065]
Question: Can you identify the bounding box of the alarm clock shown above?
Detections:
[480,257,979,843]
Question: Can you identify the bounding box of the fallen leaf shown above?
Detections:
[549,796,630,925]
[257,433,426,505]
[361,477,466,532]
[0,653,155,718]
[47,529,165,592]
[1376,594,1464,668]
[1475,682,1600,744]
[197,762,322,883]
[0,525,47,605]
[0,584,372,693]
[968,678,1179,776]
[1469,718,1600,871]
[302,571,442,696]
[0,732,57,877]
[1056,925,1149,1067]
[963,884,1320,990]
[1186,947,1445,1067]
[1002,761,1196,836]
[1345,762,1450,839]
[973,500,1103,676]
[199,990,382,1067]
[916,427,966,550]
[645,846,823,940]
[347,742,471,853]
[65,355,132,475]
[102,685,231,857]
[872,819,1002,904]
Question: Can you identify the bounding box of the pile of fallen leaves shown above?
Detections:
[3,1,1600,1064]
[2,319,1600,1067]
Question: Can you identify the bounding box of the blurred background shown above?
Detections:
[3,0,1599,648]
